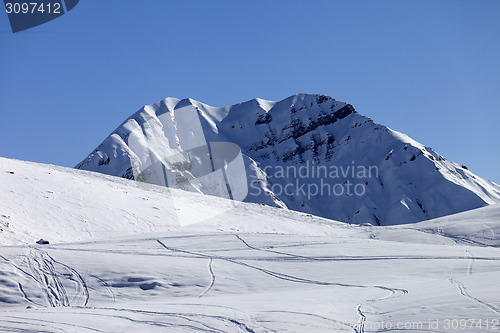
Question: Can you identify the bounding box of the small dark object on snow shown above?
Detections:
[36,239,50,245]
[8,171,14,174]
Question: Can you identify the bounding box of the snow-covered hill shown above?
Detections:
[3,157,499,247]
[76,94,500,226]
[1,157,500,332]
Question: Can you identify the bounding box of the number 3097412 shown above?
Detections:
[5,2,61,14]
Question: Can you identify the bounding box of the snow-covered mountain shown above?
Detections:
[76,94,500,225]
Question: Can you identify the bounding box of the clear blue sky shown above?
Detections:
[1,0,499,183]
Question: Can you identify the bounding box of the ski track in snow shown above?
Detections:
[0,253,46,307]
[355,304,365,333]
[236,234,405,333]
[2,307,265,333]
[263,310,352,332]
[36,245,500,263]
[234,234,409,307]
[45,251,90,307]
[89,273,116,304]
[2,231,500,332]
[1,248,90,308]
[156,239,408,297]
[1,315,107,333]
[27,247,70,307]
[235,234,313,260]
[71,306,263,333]
[449,279,500,316]
[409,227,499,248]
[16,281,39,307]
[157,236,410,332]
[1,233,499,332]
[198,257,216,298]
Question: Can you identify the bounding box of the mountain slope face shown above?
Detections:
[76,94,500,225]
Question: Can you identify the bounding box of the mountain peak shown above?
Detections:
[76,94,500,226]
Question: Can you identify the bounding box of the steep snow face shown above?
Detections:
[76,94,500,225]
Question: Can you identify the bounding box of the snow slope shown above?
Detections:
[76,94,500,226]
[1,157,500,332]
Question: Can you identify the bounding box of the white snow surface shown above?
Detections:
[76,94,500,226]
[1,157,500,332]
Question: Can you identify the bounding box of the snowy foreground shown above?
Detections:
[1,157,499,332]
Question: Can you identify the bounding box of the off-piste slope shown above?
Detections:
[1,157,500,333]
[1,156,499,247]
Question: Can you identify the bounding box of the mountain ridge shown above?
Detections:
[76,93,500,225]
